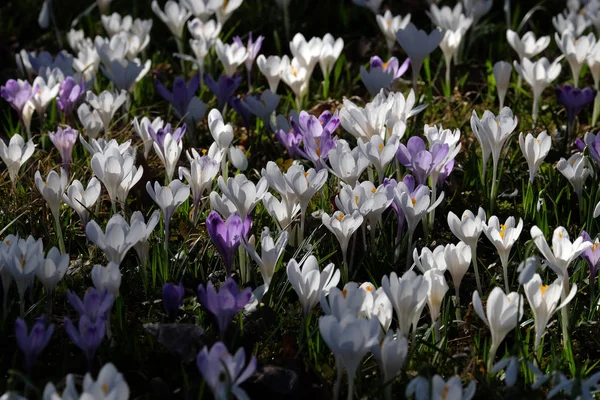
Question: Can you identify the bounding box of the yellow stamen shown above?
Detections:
[304,171,309,178]
[201,149,207,155]
[540,285,549,295]
[559,232,563,238]
[337,213,345,221]
[537,139,541,143]
[371,188,377,194]
[342,289,348,298]
[411,197,417,206]
[291,65,297,77]
[495,120,500,126]
[382,62,388,69]
[378,143,384,152]
[355,195,359,205]
[102,384,108,394]
[386,19,391,27]
[364,285,373,291]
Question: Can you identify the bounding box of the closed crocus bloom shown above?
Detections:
[150,125,185,183]
[524,274,576,351]
[179,154,219,216]
[395,23,444,90]
[484,216,523,292]
[86,214,145,265]
[242,227,288,287]
[133,116,164,159]
[447,207,486,294]
[557,152,593,204]
[215,38,248,77]
[506,30,551,61]
[319,314,380,400]
[284,165,328,234]
[396,136,449,185]
[257,54,289,93]
[287,255,340,317]
[62,178,101,228]
[215,0,242,24]
[34,168,68,220]
[398,186,444,249]
[556,84,597,126]
[243,90,280,126]
[64,314,106,370]
[443,241,471,312]
[326,139,370,186]
[196,342,256,400]
[206,211,251,275]
[57,77,86,117]
[376,10,411,51]
[281,57,310,102]
[48,126,78,175]
[99,57,151,93]
[197,278,252,338]
[556,31,595,87]
[91,262,122,296]
[101,12,132,36]
[371,329,408,387]
[77,104,104,139]
[15,317,54,375]
[322,211,363,275]
[472,287,524,370]
[413,245,446,274]
[519,131,551,184]
[587,41,600,91]
[513,57,562,123]
[218,174,268,221]
[85,90,127,136]
[73,44,101,83]
[493,61,512,109]
[424,269,448,323]
[262,193,300,233]
[439,29,464,86]
[6,236,44,315]
[319,33,343,78]
[130,210,160,272]
[27,75,60,122]
[151,0,191,39]
[162,282,185,319]
[0,133,35,184]
[146,180,190,247]
[381,270,429,338]
[36,247,69,296]
[358,135,399,184]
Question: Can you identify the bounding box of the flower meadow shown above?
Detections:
[4,0,600,398]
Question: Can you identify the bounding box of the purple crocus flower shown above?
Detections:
[581,231,600,290]
[437,158,454,186]
[370,56,410,80]
[162,282,185,319]
[66,287,114,322]
[581,131,600,165]
[361,56,410,96]
[204,73,242,112]
[396,136,449,185]
[233,32,264,91]
[57,77,85,116]
[64,315,105,370]
[197,278,252,338]
[147,123,187,148]
[155,74,200,120]
[385,175,417,240]
[15,316,54,374]
[48,126,79,174]
[196,342,257,399]
[275,128,303,158]
[556,84,597,125]
[292,110,340,169]
[229,96,252,127]
[1,79,36,120]
[206,211,252,275]
[575,138,586,152]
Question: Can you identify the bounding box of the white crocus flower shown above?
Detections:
[319,314,380,400]
[181,0,219,20]
[483,216,524,292]
[207,108,248,171]
[242,227,288,288]
[62,177,102,227]
[100,57,151,93]
[151,0,192,39]
[381,270,429,338]
[6,236,44,315]
[146,180,190,246]
[319,33,344,79]
[215,38,248,77]
[322,211,363,277]
[36,247,69,297]
[518,131,551,184]
[281,57,310,103]
[0,134,35,184]
[427,3,472,33]
[413,245,446,274]
[339,92,392,141]
[91,262,122,296]
[406,375,476,400]
[376,10,411,51]
[215,0,242,25]
[524,274,577,351]
[217,174,268,220]
[101,12,133,37]
[85,90,127,136]
[262,193,300,233]
[506,30,551,61]
[443,241,471,314]
[555,31,595,87]
[357,135,399,184]
[130,210,160,272]
[153,130,183,183]
[289,33,322,77]
[513,57,562,123]
[557,152,593,204]
[360,283,393,332]
[470,107,518,198]
[447,207,486,294]
[398,186,444,258]
[256,54,289,93]
[27,75,60,124]
[439,29,464,86]
[424,269,448,325]
[472,287,524,370]
[395,23,444,90]
[424,124,461,147]
[286,255,340,317]
[284,164,328,237]
[73,43,101,83]
[82,363,130,399]
[34,168,68,221]
[133,116,164,159]
[86,214,145,265]
[493,61,512,109]
[326,139,370,186]
[179,153,219,217]
[209,191,237,217]
[77,104,105,139]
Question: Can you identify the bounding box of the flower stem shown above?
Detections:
[560,275,570,351]
[502,259,510,294]
[487,342,498,372]
[455,286,462,321]
[53,212,66,254]
[405,230,414,272]
[346,378,354,400]
[299,206,306,245]
[471,245,483,296]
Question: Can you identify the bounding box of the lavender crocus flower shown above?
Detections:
[361,56,410,97]
[396,136,449,185]
[162,282,185,319]
[66,287,115,322]
[204,73,242,111]
[57,77,85,116]
[48,126,79,174]
[64,315,106,370]
[148,123,186,148]
[556,84,597,125]
[292,110,340,169]
[197,278,252,338]
[385,175,417,240]
[275,128,303,158]
[370,56,409,80]
[196,342,257,400]
[15,316,54,374]
[579,131,600,166]
[233,32,264,91]
[155,74,200,120]
[1,79,36,120]
[581,231,600,296]
[206,211,252,275]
